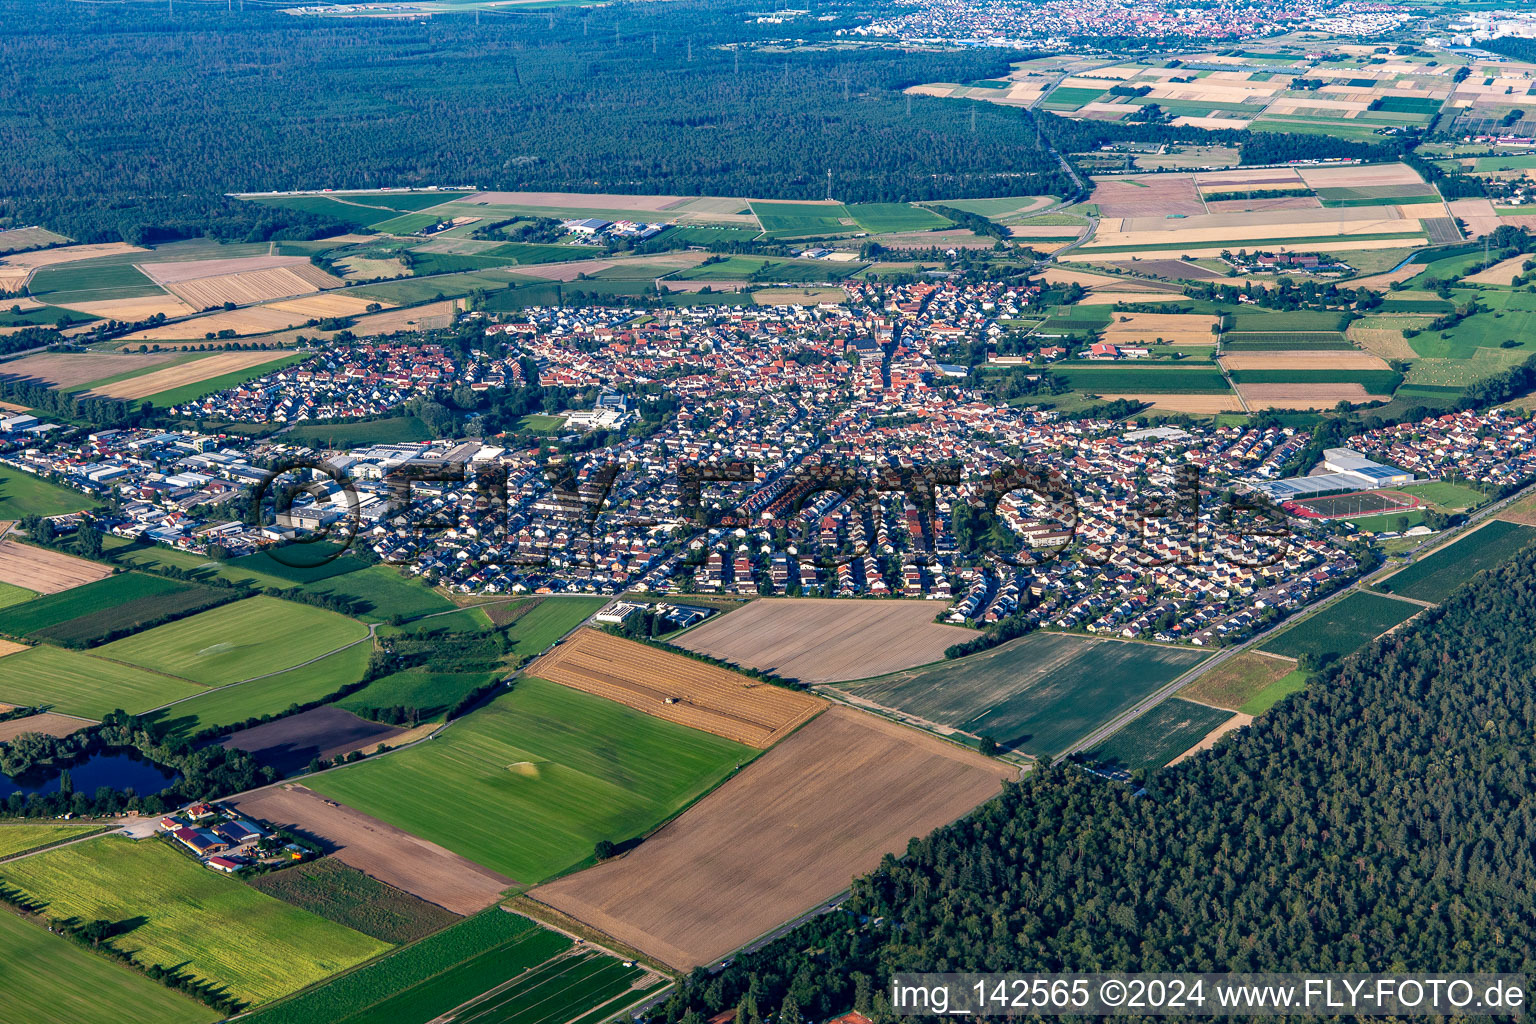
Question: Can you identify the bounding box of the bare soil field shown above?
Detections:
[0,227,69,254]
[1102,312,1219,345]
[0,351,179,388]
[1098,393,1244,413]
[165,267,339,309]
[1090,175,1204,218]
[753,287,847,305]
[465,190,692,211]
[1347,265,1423,289]
[1449,198,1500,238]
[1168,712,1252,764]
[1219,351,1390,371]
[529,628,824,748]
[530,706,1012,969]
[1195,169,1304,187]
[222,706,406,777]
[1112,259,1224,280]
[675,598,973,685]
[336,255,409,280]
[1170,115,1254,131]
[1205,197,1322,214]
[0,712,96,743]
[0,540,112,593]
[230,784,512,914]
[1039,268,1168,291]
[137,255,318,286]
[266,293,388,318]
[1295,163,1425,189]
[87,351,291,400]
[60,296,197,321]
[1465,254,1531,286]
[0,639,28,659]
[1236,383,1383,408]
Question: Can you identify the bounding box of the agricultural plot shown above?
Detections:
[845,203,952,233]
[1085,698,1236,772]
[104,539,306,591]
[336,667,499,721]
[1237,669,1308,716]
[235,910,591,1024]
[247,858,458,944]
[309,678,753,884]
[300,564,455,623]
[675,597,972,683]
[222,706,408,776]
[0,350,181,389]
[95,352,303,405]
[1227,368,1402,393]
[0,822,103,860]
[144,643,373,738]
[0,837,389,1008]
[0,712,96,743]
[0,580,34,610]
[530,628,824,747]
[1377,520,1536,604]
[231,784,513,915]
[1178,651,1300,711]
[748,200,857,238]
[0,571,227,644]
[531,706,1012,970]
[842,631,1208,756]
[499,595,608,657]
[138,255,339,308]
[96,596,369,686]
[1049,364,1232,393]
[0,469,96,519]
[226,545,371,583]
[0,644,204,719]
[27,260,167,304]
[438,945,663,1024]
[1221,332,1352,350]
[0,907,215,1024]
[1220,351,1390,372]
[1259,591,1420,664]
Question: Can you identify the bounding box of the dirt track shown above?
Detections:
[231,784,513,915]
[530,706,1013,970]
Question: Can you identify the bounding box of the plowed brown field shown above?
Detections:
[0,540,111,593]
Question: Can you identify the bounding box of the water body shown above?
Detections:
[0,748,178,799]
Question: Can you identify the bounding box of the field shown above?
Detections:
[1237,669,1308,715]
[529,628,824,747]
[842,632,1208,756]
[0,351,176,388]
[1377,520,1536,604]
[143,644,372,737]
[531,706,1012,970]
[138,256,338,308]
[285,415,432,448]
[336,666,499,720]
[308,678,753,884]
[1084,698,1236,772]
[1287,489,1421,521]
[1047,364,1232,393]
[0,644,204,719]
[0,711,95,743]
[86,351,299,403]
[247,858,458,944]
[300,565,455,623]
[748,200,855,237]
[104,540,307,591]
[846,203,952,233]
[222,706,407,776]
[1221,332,1353,350]
[226,546,372,583]
[0,904,215,1024]
[231,784,514,915]
[0,470,96,520]
[233,910,642,1024]
[497,595,608,658]
[0,571,226,644]
[96,596,369,685]
[1101,312,1219,345]
[674,597,973,683]
[1178,651,1299,711]
[436,944,663,1024]
[1259,592,1421,664]
[0,836,389,1007]
[0,822,103,859]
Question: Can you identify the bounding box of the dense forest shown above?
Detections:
[649,546,1536,1023]
[0,0,1074,242]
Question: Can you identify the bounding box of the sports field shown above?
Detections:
[1085,698,1235,772]
[0,908,215,1024]
[842,632,1208,756]
[0,643,205,718]
[144,643,373,737]
[1259,592,1420,664]
[0,469,95,518]
[308,678,753,883]
[1378,520,1536,604]
[0,837,389,1007]
[96,596,369,685]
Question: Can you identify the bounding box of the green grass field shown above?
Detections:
[1378,520,1536,604]
[843,632,1209,757]
[501,596,607,660]
[27,262,166,303]
[1239,669,1308,715]
[1178,651,1295,711]
[225,545,371,581]
[1085,698,1235,772]
[380,606,493,637]
[0,580,35,610]
[1401,480,1487,510]
[102,539,303,591]
[1259,592,1421,664]
[283,416,432,447]
[0,823,104,859]
[237,911,571,1024]
[1049,364,1233,393]
[246,858,458,945]
[142,643,373,737]
[1220,332,1352,350]
[96,596,369,686]
[248,193,455,227]
[373,212,448,235]
[514,413,566,434]
[748,201,854,237]
[1227,368,1403,393]
[0,571,221,642]
[0,469,95,517]
[0,644,205,718]
[440,945,660,1024]
[1225,310,1350,332]
[0,837,389,1007]
[845,203,952,234]
[300,565,455,623]
[309,678,753,882]
[0,906,215,1024]
[336,666,499,719]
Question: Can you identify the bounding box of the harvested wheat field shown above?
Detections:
[140,256,341,308]
[1465,254,1531,286]
[1205,196,1321,214]
[1347,265,1423,290]
[531,706,1012,970]
[1039,268,1165,291]
[266,293,389,318]
[59,296,197,321]
[530,629,823,747]
[0,639,28,659]
[0,351,180,389]
[1236,383,1384,409]
[1075,291,1185,305]
[336,255,408,280]
[1219,351,1389,371]
[1098,393,1244,413]
[0,712,97,744]
[753,287,847,305]
[1195,168,1304,187]
[1102,312,1219,345]
[675,598,973,685]
[0,540,111,594]
[0,268,28,292]
[117,306,306,341]
[1449,198,1501,238]
[1348,326,1418,361]
[87,351,292,400]
[1,242,146,272]
[230,784,512,915]
[1295,163,1425,189]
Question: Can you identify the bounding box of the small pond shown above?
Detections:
[0,748,178,799]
